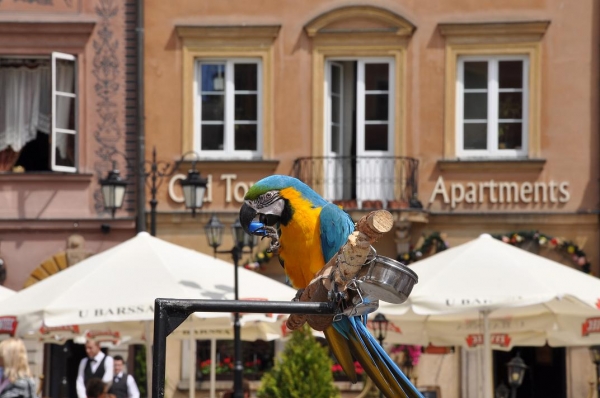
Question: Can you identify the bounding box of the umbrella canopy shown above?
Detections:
[0,232,297,398]
[0,231,296,329]
[0,286,16,337]
[376,234,600,398]
[0,285,14,300]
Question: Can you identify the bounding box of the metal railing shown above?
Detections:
[291,156,421,209]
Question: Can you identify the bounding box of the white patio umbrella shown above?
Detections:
[375,234,600,398]
[0,286,16,337]
[0,232,297,398]
[0,285,14,300]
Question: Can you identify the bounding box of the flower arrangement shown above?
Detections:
[390,345,422,367]
[199,357,266,378]
[243,249,274,271]
[397,232,448,264]
[331,361,364,378]
[243,358,262,374]
[492,231,591,274]
[199,357,234,375]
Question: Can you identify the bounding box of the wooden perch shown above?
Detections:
[286,210,393,331]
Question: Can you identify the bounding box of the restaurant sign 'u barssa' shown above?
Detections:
[429,176,570,208]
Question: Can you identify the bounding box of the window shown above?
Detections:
[304,6,415,204]
[456,55,528,158]
[176,25,278,158]
[324,58,396,204]
[0,52,77,173]
[439,21,550,161]
[195,59,262,159]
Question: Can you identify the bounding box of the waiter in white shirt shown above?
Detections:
[108,355,140,398]
[76,339,114,398]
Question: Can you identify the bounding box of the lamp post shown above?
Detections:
[589,345,600,396]
[506,353,527,398]
[371,313,389,398]
[204,213,256,398]
[495,382,510,398]
[100,148,208,236]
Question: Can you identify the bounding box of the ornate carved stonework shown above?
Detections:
[92,0,123,214]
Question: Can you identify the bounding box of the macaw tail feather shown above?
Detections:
[324,326,357,383]
[330,316,423,398]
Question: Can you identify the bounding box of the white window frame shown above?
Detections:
[324,57,395,157]
[194,58,262,159]
[456,55,529,159]
[51,52,78,172]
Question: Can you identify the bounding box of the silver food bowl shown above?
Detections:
[356,255,418,304]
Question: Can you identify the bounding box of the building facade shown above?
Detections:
[0,0,139,396]
[144,1,599,397]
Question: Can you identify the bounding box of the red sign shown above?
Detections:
[0,316,17,336]
[39,324,80,335]
[466,333,512,348]
[582,317,600,336]
[86,330,121,344]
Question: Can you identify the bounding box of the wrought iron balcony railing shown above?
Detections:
[291,156,422,210]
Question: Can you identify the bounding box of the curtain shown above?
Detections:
[0,66,50,153]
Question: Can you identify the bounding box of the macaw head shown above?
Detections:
[239,175,324,236]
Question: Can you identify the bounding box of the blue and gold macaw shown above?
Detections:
[240,175,422,398]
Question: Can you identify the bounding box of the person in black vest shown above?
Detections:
[108,355,139,398]
[76,340,114,398]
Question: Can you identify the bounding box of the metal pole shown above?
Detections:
[596,364,600,397]
[232,246,243,398]
[152,299,336,398]
[149,147,157,236]
[510,387,516,398]
[135,0,146,233]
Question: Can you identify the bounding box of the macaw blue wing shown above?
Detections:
[319,203,355,264]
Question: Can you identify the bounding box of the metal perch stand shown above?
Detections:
[152,298,336,398]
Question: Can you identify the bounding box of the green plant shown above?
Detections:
[134,345,147,398]
[257,324,339,398]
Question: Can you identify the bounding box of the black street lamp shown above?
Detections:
[99,165,128,218]
[495,382,510,398]
[506,353,527,398]
[589,345,600,396]
[372,313,389,347]
[100,147,208,236]
[204,213,256,398]
[371,313,389,398]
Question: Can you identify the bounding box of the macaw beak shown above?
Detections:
[239,202,260,235]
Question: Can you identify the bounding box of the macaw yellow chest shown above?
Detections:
[278,189,326,289]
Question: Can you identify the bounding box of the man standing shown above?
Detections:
[76,340,114,398]
[108,355,140,398]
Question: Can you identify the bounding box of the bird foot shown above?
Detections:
[292,289,305,302]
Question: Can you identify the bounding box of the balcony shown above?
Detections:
[291,156,422,211]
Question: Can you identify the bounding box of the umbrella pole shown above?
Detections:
[483,310,492,398]
[210,338,216,398]
[145,321,154,398]
[189,330,196,398]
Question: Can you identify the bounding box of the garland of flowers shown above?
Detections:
[242,248,274,271]
[492,231,591,274]
[397,232,449,264]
